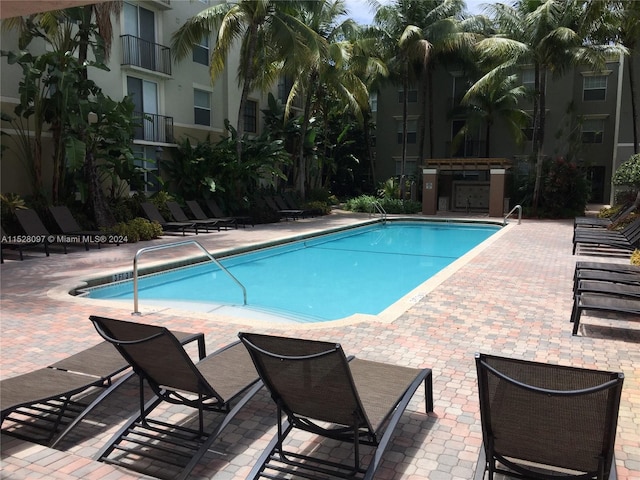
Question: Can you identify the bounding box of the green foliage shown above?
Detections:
[108,217,163,243]
[612,154,640,188]
[304,201,332,215]
[163,123,290,211]
[540,157,590,218]
[597,204,623,219]
[631,249,640,266]
[344,194,421,214]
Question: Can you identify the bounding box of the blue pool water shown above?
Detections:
[85,221,499,322]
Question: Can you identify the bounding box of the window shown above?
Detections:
[397,89,418,103]
[395,158,417,176]
[583,75,607,101]
[123,2,157,71]
[522,69,535,90]
[581,118,604,143]
[127,76,159,141]
[521,115,534,141]
[396,119,417,144]
[194,89,211,126]
[369,92,377,113]
[244,100,257,133]
[131,146,160,194]
[193,35,209,66]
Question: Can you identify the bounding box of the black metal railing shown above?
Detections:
[133,112,174,143]
[121,35,171,75]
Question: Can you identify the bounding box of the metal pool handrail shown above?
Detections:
[132,240,247,315]
[370,200,387,222]
[503,204,522,226]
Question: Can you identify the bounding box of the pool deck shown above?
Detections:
[1,210,639,480]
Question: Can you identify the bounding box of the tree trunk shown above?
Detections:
[84,151,116,227]
[400,73,409,200]
[235,22,260,163]
[296,83,315,199]
[531,64,545,214]
[362,108,377,186]
[418,66,428,161]
[427,67,434,159]
[628,54,639,154]
[485,121,491,158]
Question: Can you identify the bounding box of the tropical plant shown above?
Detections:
[374,1,431,197]
[171,0,322,162]
[612,153,640,189]
[472,0,626,213]
[455,72,529,156]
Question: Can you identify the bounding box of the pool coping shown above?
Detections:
[48,216,513,330]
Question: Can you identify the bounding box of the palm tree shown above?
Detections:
[282,0,371,198]
[346,26,390,186]
[456,73,529,157]
[3,2,122,226]
[375,1,431,196]
[474,0,626,213]
[171,0,322,162]
[404,0,485,160]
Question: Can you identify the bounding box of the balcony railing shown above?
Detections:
[121,35,171,75]
[133,112,174,143]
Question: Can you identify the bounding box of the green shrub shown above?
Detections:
[344,195,421,214]
[109,217,162,243]
[304,200,331,215]
[631,249,640,266]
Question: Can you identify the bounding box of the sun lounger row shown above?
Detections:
[2,315,624,480]
[570,261,640,335]
[572,217,640,255]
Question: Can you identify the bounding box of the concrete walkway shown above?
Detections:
[1,211,638,479]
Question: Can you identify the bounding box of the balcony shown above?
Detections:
[133,112,174,143]
[121,35,171,76]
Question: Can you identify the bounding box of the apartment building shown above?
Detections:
[0,0,272,196]
[373,52,640,210]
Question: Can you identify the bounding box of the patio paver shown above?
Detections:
[1,211,639,479]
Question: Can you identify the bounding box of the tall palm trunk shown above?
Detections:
[78,5,115,226]
[235,22,260,163]
[629,54,639,154]
[362,109,377,186]
[400,73,409,200]
[296,73,317,199]
[531,63,544,214]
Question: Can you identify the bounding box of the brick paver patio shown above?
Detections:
[1,211,639,479]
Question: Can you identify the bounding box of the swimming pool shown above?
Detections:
[83,220,500,322]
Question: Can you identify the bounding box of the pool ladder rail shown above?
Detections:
[131,239,247,315]
[370,200,387,222]
[503,204,522,226]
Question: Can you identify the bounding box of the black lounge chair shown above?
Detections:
[49,205,109,250]
[205,198,253,227]
[263,196,302,220]
[571,292,640,335]
[573,218,640,254]
[166,200,220,233]
[1,225,44,262]
[274,195,310,218]
[283,191,321,216]
[185,199,236,230]
[238,332,433,480]
[90,316,262,480]
[574,203,635,229]
[140,202,196,235]
[1,331,204,447]
[474,353,624,480]
[15,208,66,255]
